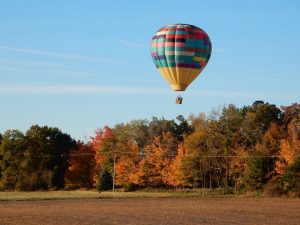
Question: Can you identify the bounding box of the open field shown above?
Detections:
[0,193,299,225]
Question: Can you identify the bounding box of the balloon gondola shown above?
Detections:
[176,95,183,104]
[150,24,212,104]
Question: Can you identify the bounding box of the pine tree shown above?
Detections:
[97,167,113,191]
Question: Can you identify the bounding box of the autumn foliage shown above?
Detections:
[88,102,300,195]
[65,142,95,188]
[1,102,300,195]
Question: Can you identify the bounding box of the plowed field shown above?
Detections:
[0,198,299,225]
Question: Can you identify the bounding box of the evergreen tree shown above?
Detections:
[97,167,113,191]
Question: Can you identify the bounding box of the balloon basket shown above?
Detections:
[176,96,183,104]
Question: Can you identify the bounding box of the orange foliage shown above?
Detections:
[163,144,187,187]
[262,123,284,155]
[137,132,178,187]
[115,141,140,185]
[275,122,300,174]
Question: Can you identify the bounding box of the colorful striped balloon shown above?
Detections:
[151,24,212,91]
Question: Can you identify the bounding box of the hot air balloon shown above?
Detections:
[151,24,212,104]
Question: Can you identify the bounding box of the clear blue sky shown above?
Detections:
[1,0,300,141]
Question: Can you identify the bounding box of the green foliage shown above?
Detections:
[115,120,149,149]
[180,156,202,188]
[0,125,76,190]
[24,125,77,189]
[218,104,244,148]
[236,102,282,150]
[0,130,26,190]
[123,182,138,192]
[281,156,300,193]
[97,167,113,191]
[244,153,273,190]
[174,115,193,141]
[147,117,181,141]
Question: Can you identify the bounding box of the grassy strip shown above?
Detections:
[0,190,101,201]
[0,189,232,201]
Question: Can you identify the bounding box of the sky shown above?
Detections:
[1,0,300,141]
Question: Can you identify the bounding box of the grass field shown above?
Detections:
[0,191,299,225]
[0,190,217,201]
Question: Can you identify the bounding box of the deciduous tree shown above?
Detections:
[65,142,95,188]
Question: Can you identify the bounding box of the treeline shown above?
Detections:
[0,101,299,196]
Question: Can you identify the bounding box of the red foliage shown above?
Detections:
[65,142,95,188]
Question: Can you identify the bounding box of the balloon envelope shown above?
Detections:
[151,24,212,91]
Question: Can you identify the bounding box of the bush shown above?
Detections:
[18,171,52,191]
[282,157,300,194]
[263,158,300,197]
[123,182,138,192]
[97,168,113,191]
[262,177,285,197]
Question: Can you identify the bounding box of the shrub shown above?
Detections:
[262,177,285,197]
[123,182,138,192]
[97,168,113,191]
[282,157,300,195]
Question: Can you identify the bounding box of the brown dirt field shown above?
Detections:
[0,198,299,225]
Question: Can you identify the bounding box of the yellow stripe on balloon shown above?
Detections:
[158,67,201,91]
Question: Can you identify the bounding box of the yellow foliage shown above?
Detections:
[275,122,300,174]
